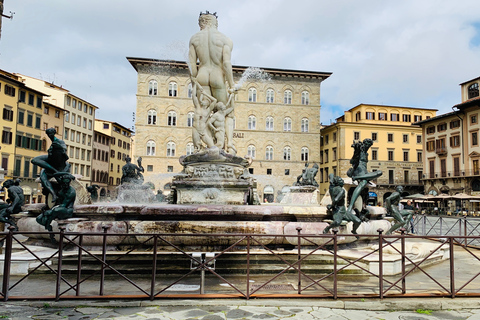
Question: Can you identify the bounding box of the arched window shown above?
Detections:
[265,145,273,160]
[263,185,274,203]
[266,116,274,131]
[148,80,157,96]
[469,83,479,99]
[167,111,177,126]
[301,118,309,132]
[187,83,193,98]
[301,91,309,105]
[186,142,194,156]
[283,146,291,161]
[91,169,96,182]
[166,141,176,157]
[301,147,309,161]
[146,140,156,156]
[168,82,178,97]
[147,109,157,125]
[248,115,256,130]
[283,117,292,132]
[284,90,292,104]
[187,112,194,127]
[248,88,257,102]
[266,88,275,103]
[247,145,256,158]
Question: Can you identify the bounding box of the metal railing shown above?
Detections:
[1,226,480,301]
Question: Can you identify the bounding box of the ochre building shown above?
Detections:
[127,58,331,202]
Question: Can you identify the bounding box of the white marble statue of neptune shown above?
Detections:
[189,12,237,154]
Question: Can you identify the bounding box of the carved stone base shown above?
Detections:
[280,186,319,205]
[116,183,155,203]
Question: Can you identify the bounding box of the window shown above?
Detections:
[472,132,478,146]
[187,112,194,127]
[417,151,422,162]
[19,91,26,103]
[187,83,193,98]
[402,114,411,122]
[66,96,71,106]
[372,149,378,160]
[417,135,422,143]
[366,112,375,120]
[371,132,377,141]
[266,89,274,103]
[355,111,361,121]
[388,150,394,161]
[325,134,329,144]
[248,115,256,130]
[441,159,447,177]
[427,126,435,134]
[426,140,435,151]
[429,160,435,178]
[147,165,153,172]
[404,170,409,184]
[301,91,309,105]
[146,140,156,156]
[167,111,177,126]
[301,118,309,132]
[3,107,13,121]
[332,147,337,161]
[88,120,92,130]
[354,131,360,140]
[18,110,24,124]
[266,116,274,131]
[1,130,12,144]
[36,96,42,109]
[388,133,393,142]
[186,143,194,156]
[437,123,447,131]
[77,116,81,126]
[285,169,290,175]
[265,146,273,160]
[414,115,422,122]
[283,146,291,161]
[403,134,408,143]
[391,113,399,121]
[471,114,478,125]
[35,115,41,129]
[284,90,292,104]
[389,170,394,184]
[450,120,460,129]
[468,83,479,99]
[450,135,460,147]
[301,147,309,161]
[453,157,460,176]
[248,88,257,102]
[403,150,409,162]
[474,159,479,175]
[333,132,337,142]
[168,82,178,97]
[72,99,77,109]
[147,109,157,125]
[71,114,76,124]
[166,141,176,157]
[247,145,256,158]
[324,150,329,163]
[267,169,272,175]
[65,111,70,122]
[83,118,87,128]
[4,85,15,97]
[283,117,292,131]
[148,80,158,95]
[28,93,34,106]
[378,112,387,121]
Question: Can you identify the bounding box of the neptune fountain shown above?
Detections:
[13,12,394,249]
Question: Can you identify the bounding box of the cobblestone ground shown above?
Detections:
[2,301,480,320]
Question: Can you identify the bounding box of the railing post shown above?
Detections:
[333,228,338,300]
[423,215,426,235]
[99,224,109,296]
[150,235,158,301]
[400,228,406,294]
[440,217,443,236]
[55,227,65,301]
[377,228,384,299]
[449,237,455,298]
[2,226,14,301]
[296,227,302,295]
[246,235,250,300]
[76,234,83,296]
[464,216,467,247]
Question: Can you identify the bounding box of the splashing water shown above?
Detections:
[235,67,271,90]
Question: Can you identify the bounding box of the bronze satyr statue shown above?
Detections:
[323,174,362,234]
[87,184,100,202]
[346,138,382,218]
[121,156,144,184]
[386,186,414,234]
[31,128,71,204]
[0,179,25,231]
[294,163,319,187]
[36,172,76,242]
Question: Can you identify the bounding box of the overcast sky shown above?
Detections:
[1,0,479,130]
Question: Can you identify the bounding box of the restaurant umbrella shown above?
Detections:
[430,194,453,214]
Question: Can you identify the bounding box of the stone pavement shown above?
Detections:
[1,298,480,319]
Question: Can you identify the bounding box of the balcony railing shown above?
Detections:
[424,169,480,180]
[436,147,448,155]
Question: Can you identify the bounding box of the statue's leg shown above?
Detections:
[346,180,367,216]
[40,171,57,202]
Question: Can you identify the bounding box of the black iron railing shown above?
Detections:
[1,226,480,301]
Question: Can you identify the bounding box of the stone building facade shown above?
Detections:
[417,76,480,198]
[127,58,331,202]
[320,104,437,204]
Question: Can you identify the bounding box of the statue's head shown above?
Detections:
[46,127,56,138]
[312,163,319,169]
[199,11,218,29]
[3,179,15,188]
[396,185,404,193]
[335,176,344,187]
[125,155,132,163]
[363,138,373,148]
[217,102,226,110]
